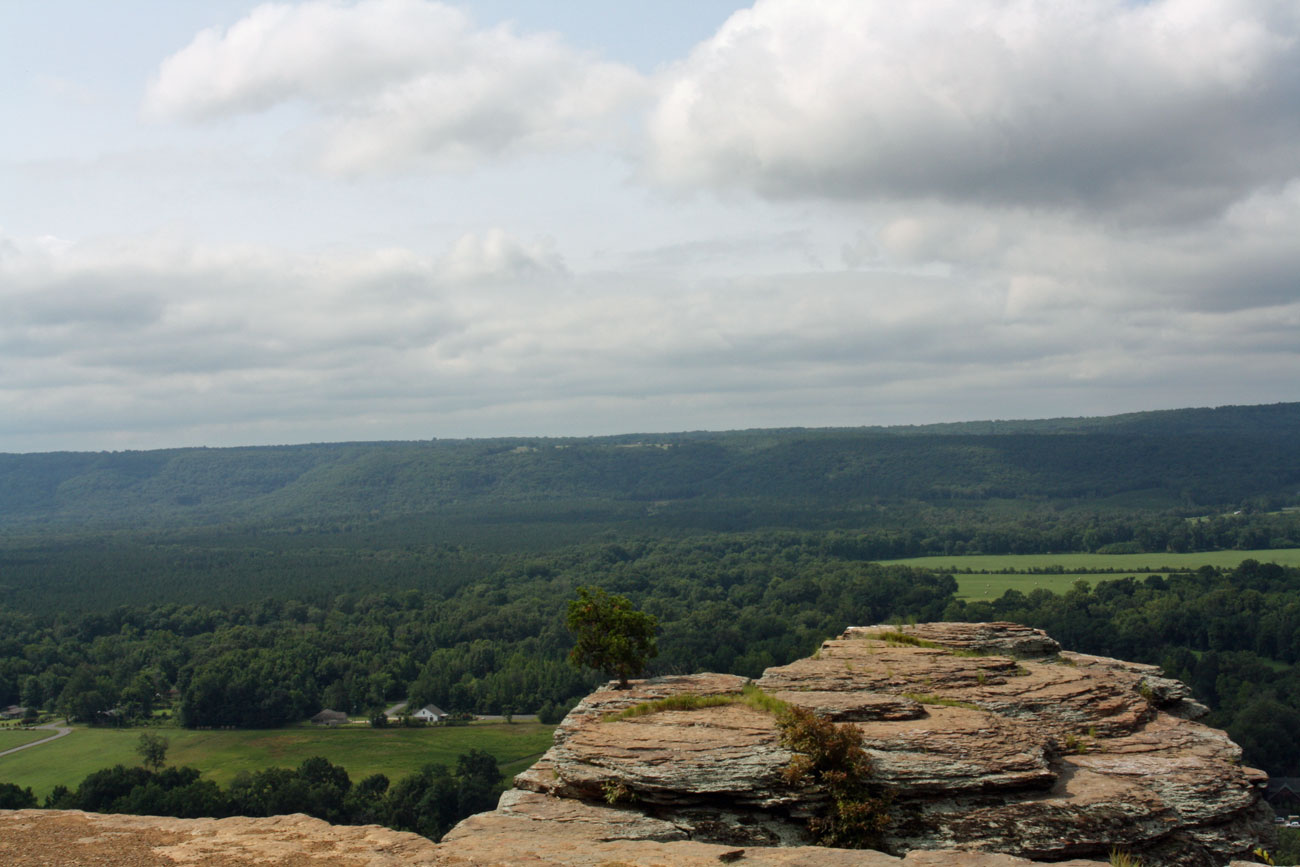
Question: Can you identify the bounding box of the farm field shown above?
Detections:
[0,722,556,799]
[882,548,1300,573]
[881,549,1300,601]
[0,728,52,751]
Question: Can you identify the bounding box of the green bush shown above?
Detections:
[1275,828,1300,866]
[776,705,889,848]
[0,782,37,809]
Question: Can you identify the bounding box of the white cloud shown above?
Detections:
[438,228,567,284]
[144,0,646,172]
[648,0,1300,218]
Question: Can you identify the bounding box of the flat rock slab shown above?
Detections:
[542,703,795,806]
[443,793,1109,867]
[0,809,443,867]
[508,622,1273,865]
[843,623,1062,657]
[768,690,924,721]
[0,805,1110,867]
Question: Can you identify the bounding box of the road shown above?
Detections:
[0,723,73,758]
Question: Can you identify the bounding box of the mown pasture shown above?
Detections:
[0,728,53,751]
[0,722,556,800]
[882,549,1300,600]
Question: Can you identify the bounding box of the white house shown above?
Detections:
[411,704,448,723]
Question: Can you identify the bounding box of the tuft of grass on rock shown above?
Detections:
[602,693,743,721]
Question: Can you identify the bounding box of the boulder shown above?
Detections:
[501,623,1274,865]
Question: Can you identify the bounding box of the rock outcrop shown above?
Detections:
[0,623,1275,867]
[0,809,442,866]
[500,622,1274,866]
[0,805,1124,867]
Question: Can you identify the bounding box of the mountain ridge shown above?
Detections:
[2,402,1298,533]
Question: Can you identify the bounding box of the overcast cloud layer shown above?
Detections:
[2,0,1298,451]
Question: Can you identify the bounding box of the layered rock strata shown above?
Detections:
[505,622,1273,866]
[0,805,1116,866]
[0,809,442,866]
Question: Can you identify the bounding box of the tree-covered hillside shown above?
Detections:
[3,403,1298,534]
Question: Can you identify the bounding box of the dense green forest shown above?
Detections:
[3,533,1300,777]
[3,510,1296,615]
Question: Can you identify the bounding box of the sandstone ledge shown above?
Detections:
[0,809,441,866]
[1,807,1110,867]
[509,623,1274,866]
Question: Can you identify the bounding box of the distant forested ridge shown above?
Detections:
[3,402,1299,535]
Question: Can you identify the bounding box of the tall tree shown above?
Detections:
[136,732,169,772]
[565,586,657,689]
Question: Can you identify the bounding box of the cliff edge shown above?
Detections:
[496,622,1273,866]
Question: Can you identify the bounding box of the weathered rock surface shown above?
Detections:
[0,809,443,866]
[506,622,1274,866]
[0,804,1113,867]
[441,791,1112,866]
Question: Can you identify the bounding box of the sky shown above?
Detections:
[2,0,1299,452]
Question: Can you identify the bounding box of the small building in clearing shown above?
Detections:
[310,709,349,726]
[411,704,448,723]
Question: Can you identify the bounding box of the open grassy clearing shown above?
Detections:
[879,549,1300,601]
[0,728,53,751]
[883,548,1300,574]
[0,722,555,799]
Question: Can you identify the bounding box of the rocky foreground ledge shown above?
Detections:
[500,622,1273,867]
[0,623,1276,866]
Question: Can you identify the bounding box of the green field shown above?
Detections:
[882,549,1300,601]
[883,548,1300,573]
[0,728,53,751]
[0,722,556,799]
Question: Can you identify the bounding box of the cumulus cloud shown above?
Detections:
[836,179,1300,322]
[145,0,646,172]
[648,0,1300,218]
[438,229,567,284]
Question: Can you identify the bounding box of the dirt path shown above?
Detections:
[0,722,72,758]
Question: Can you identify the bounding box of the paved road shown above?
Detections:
[0,723,73,758]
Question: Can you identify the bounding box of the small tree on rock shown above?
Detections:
[565,586,658,689]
